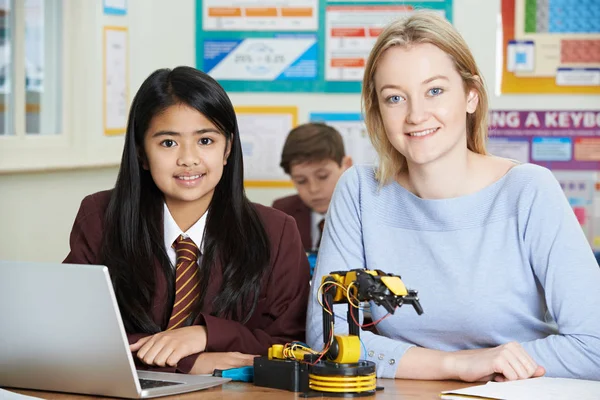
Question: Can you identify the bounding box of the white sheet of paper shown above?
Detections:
[104,28,128,134]
[0,388,44,400]
[441,377,600,400]
[236,112,294,181]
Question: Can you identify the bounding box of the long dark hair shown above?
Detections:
[101,66,271,333]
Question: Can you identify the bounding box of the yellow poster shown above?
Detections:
[501,0,600,94]
[235,106,297,187]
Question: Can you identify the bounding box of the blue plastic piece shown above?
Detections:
[307,251,318,277]
[213,366,254,382]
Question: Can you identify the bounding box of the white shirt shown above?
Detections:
[311,211,326,250]
[163,203,207,267]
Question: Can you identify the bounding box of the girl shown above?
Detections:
[65,66,310,374]
[307,12,600,382]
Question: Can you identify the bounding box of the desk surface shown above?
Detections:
[9,379,473,400]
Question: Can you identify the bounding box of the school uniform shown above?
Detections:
[64,190,310,374]
[272,194,325,251]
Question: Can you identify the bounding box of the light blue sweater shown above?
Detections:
[307,164,600,380]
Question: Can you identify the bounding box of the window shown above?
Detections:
[0,1,126,173]
[0,0,62,136]
[0,0,12,135]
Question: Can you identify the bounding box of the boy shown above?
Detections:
[273,123,352,251]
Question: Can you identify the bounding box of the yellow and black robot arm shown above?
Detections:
[354,269,424,315]
[319,269,423,355]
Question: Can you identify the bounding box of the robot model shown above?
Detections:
[254,269,423,397]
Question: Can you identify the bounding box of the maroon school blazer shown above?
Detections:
[272,194,312,251]
[64,190,310,374]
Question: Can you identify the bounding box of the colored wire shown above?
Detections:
[350,305,394,328]
[317,280,351,314]
[359,337,368,359]
[316,281,335,315]
[345,282,362,308]
[300,278,389,366]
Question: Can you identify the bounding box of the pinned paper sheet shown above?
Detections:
[235,106,297,187]
[441,377,600,400]
[103,26,128,136]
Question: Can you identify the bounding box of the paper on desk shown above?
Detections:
[0,389,43,400]
[440,377,600,400]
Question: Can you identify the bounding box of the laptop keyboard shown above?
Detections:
[139,378,183,389]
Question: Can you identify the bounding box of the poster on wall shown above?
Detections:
[202,35,318,88]
[236,106,297,186]
[309,112,378,165]
[103,26,128,136]
[197,0,319,92]
[196,0,452,93]
[488,110,600,170]
[500,0,600,94]
[324,1,452,93]
[103,0,127,16]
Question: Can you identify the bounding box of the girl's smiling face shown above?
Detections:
[143,103,230,214]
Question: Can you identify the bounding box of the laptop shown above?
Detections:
[0,261,230,398]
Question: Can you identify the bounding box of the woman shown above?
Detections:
[307,12,600,382]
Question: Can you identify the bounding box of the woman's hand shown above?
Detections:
[129,325,207,367]
[449,342,545,382]
[190,352,258,375]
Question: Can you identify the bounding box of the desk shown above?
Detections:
[9,379,473,399]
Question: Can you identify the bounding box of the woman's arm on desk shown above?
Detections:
[396,345,544,381]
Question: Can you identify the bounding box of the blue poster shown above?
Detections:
[203,35,318,92]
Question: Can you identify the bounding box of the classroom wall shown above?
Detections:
[0,0,598,262]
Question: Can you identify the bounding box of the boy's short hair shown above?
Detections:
[280,122,346,175]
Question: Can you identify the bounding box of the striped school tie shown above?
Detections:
[166,235,201,330]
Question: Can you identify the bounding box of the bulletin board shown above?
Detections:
[488,109,600,249]
[500,0,600,94]
[196,0,453,93]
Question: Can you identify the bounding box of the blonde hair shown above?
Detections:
[362,11,488,184]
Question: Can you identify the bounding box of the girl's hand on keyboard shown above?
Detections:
[130,326,207,367]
